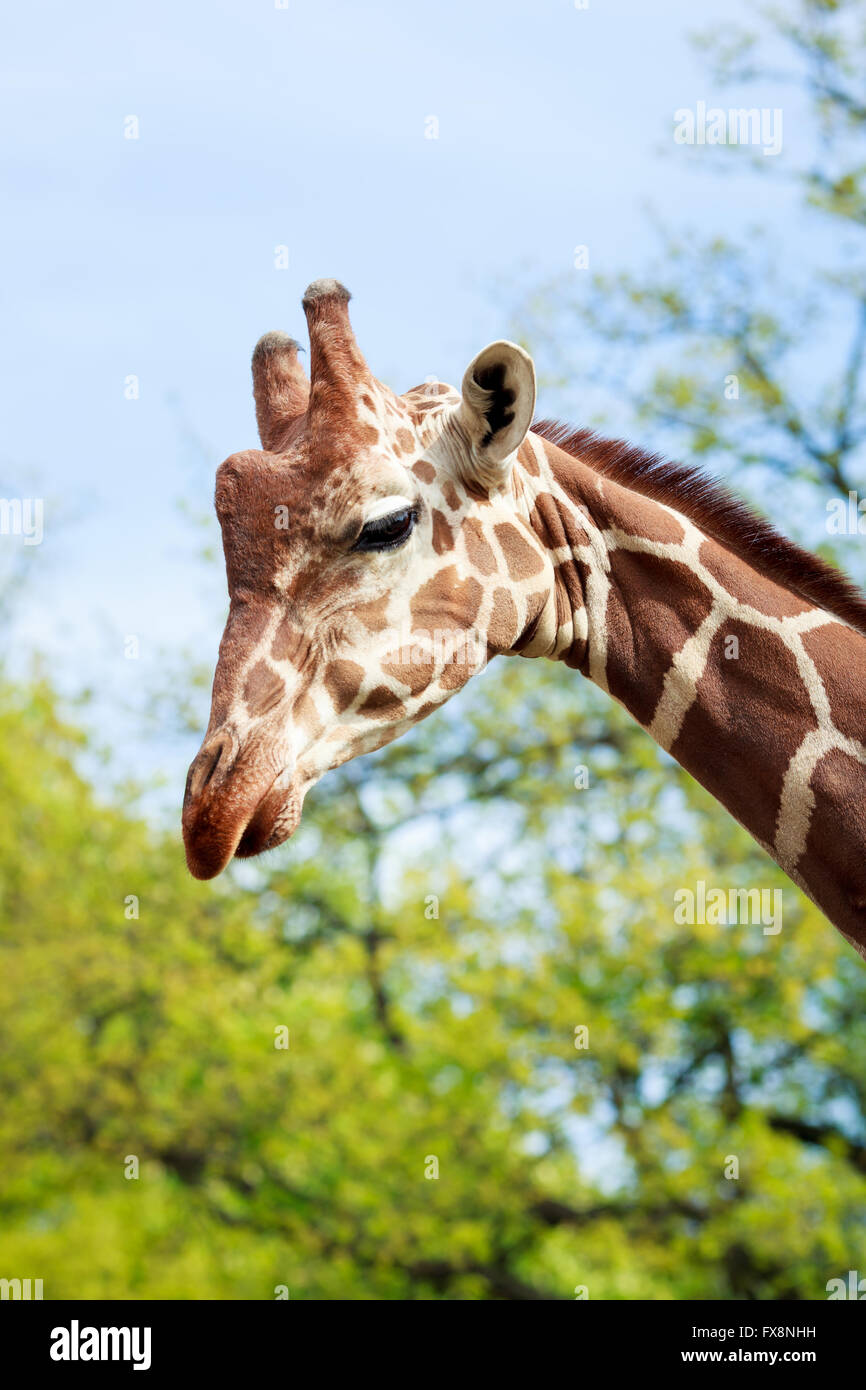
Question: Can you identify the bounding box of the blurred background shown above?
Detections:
[1,0,865,1299]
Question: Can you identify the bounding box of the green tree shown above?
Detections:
[1,668,863,1300]
[514,0,866,554]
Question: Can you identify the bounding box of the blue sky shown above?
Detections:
[1,0,813,787]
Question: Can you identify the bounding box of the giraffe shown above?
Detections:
[183,279,866,959]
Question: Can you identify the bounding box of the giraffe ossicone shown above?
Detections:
[183,279,866,959]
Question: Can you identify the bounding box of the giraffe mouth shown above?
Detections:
[183,758,304,880]
[234,772,303,860]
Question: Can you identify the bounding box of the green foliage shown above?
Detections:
[1,669,863,1300]
[513,0,866,569]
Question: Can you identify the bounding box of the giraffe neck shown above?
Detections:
[511,431,866,953]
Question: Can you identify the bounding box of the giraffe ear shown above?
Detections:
[457,341,536,487]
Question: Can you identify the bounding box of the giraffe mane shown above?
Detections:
[532,419,866,638]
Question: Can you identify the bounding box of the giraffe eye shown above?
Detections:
[353,506,418,553]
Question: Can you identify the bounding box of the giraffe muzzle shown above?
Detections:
[182,736,300,880]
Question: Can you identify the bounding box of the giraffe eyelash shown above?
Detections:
[352,504,419,553]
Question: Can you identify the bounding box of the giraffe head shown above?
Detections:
[183,280,553,879]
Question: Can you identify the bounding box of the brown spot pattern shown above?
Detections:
[463,517,498,574]
[804,749,866,939]
[672,620,818,849]
[511,589,549,654]
[606,489,685,544]
[517,438,540,476]
[801,621,866,744]
[530,491,589,552]
[271,619,306,665]
[410,566,483,630]
[431,509,454,555]
[353,595,391,632]
[487,587,520,654]
[494,522,544,580]
[324,659,364,713]
[442,481,461,511]
[358,685,407,720]
[605,552,714,728]
[382,652,435,696]
[416,699,443,721]
[440,652,484,690]
[700,542,813,619]
[244,660,285,716]
[294,691,322,737]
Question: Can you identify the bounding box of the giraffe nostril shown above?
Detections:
[186,734,232,804]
